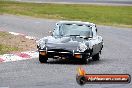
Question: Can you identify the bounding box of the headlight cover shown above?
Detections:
[37,39,46,49]
[39,43,45,49]
[77,43,88,52]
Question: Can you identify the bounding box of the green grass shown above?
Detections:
[0,32,8,37]
[0,44,18,54]
[0,32,19,54]
[0,1,132,27]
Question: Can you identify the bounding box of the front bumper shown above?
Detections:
[38,49,90,59]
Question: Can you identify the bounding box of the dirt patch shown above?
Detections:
[0,31,37,54]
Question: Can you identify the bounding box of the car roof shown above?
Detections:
[57,21,95,26]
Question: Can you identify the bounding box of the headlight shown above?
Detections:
[77,43,87,52]
[37,39,46,49]
[39,44,45,49]
[37,43,45,49]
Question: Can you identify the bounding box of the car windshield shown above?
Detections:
[59,24,92,37]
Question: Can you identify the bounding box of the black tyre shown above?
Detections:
[80,58,87,64]
[92,53,100,61]
[39,54,48,63]
[79,55,87,64]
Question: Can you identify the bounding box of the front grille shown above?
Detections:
[47,49,72,58]
[48,49,70,52]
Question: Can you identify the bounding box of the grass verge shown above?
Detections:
[0,31,37,55]
[0,44,18,54]
[0,1,132,27]
[0,32,18,54]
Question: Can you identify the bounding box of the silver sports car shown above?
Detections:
[37,21,103,63]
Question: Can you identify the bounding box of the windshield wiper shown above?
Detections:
[69,35,80,36]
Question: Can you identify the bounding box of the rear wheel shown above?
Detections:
[92,53,100,61]
[39,54,48,63]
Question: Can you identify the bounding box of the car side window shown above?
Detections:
[95,25,97,32]
[95,28,97,33]
[53,25,60,36]
[92,26,97,38]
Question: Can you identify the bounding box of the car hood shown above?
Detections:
[39,36,86,51]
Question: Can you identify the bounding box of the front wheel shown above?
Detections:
[78,55,88,64]
[39,54,48,63]
[80,59,87,64]
[92,53,100,61]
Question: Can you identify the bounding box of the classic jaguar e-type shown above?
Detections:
[37,21,103,63]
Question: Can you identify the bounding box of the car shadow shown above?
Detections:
[42,58,104,65]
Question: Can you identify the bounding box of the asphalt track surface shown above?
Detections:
[11,0,132,6]
[0,15,132,88]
